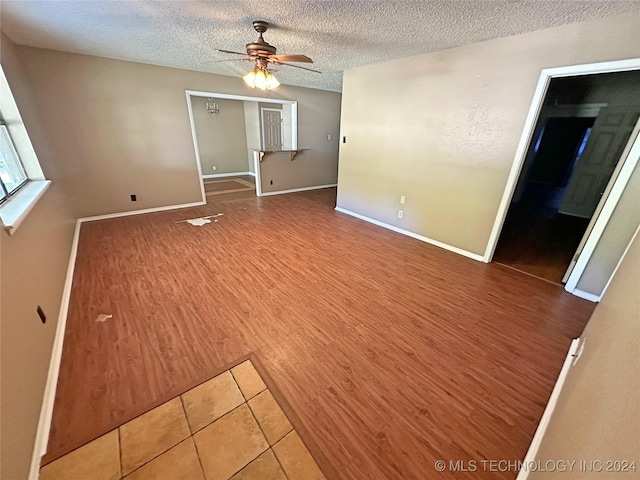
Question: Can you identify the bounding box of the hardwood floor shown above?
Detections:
[203,174,256,202]
[493,185,590,284]
[41,358,327,480]
[46,187,595,479]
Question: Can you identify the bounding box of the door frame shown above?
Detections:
[185,91,297,202]
[260,107,284,151]
[482,58,640,301]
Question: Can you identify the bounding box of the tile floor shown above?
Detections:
[40,360,326,480]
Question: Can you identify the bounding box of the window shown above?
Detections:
[0,64,51,235]
[0,120,28,203]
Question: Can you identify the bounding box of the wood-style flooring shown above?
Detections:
[493,185,590,284]
[47,187,595,479]
[203,175,256,202]
[41,358,326,480]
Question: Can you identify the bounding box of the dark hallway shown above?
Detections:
[494,70,640,284]
[493,184,590,283]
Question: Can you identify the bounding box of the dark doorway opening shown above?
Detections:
[493,70,640,284]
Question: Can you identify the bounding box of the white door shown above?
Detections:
[561,113,640,283]
[559,106,640,218]
[262,109,283,151]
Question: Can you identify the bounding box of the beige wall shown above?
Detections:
[0,43,340,477]
[15,45,341,217]
[0,34,76,480]
[243,101,261,174]
[260,88,341,193]
[529,231,640,479]
[191,96,249,175]
[337,10,640,255]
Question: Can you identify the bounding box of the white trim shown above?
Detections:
[28,219,82,480]
[202,171,253,179]
[252,151,263,196]
[565,124,640,295]
[28,198,206,478]
[185,91,207,204]
[260,184,338,197]
[1,180,51,235]
[185,90,296,201]
[516,339,580,480]
[79,201,205,223]
[482,71,550,262]
[484,58,640,264]
[335,207,484,261]
[1,66,45,180]
[291,106,298,151]
[570,289,601,302]
[600,225,640,299]
[185,90,296,105]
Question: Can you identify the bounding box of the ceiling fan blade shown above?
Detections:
[216,49,248,56]
[271,60,321,74]
[269,54,313,63]
[208,58,251,63]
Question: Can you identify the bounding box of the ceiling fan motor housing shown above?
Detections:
[246,41,276,57]
[246,20,277,57]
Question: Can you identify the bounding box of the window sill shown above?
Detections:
[0,180,51,236]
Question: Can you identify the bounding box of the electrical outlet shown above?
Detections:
[130,194,137,202]
[400,195,406,205]
[343,136,347,143]
[398,210,403,219]
[327,134,332,141]
[212,166,217,171]
[270,180,273,185]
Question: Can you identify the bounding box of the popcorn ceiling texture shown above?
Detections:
[2,0,638,92]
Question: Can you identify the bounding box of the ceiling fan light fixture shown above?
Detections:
[243,66,280,91]
[243,70,257,87]
[265,71,280,89]
[219,21,318,90]
[254,69,268,89]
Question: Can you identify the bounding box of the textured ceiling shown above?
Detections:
[2,1,639,92]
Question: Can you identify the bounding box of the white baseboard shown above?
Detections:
[202,171,254,179]
[334,207,484,262]
[259,183,337,197]
[515,339,579,480]
[79,201,205,223]
[29,219,82,480]
[28,200,207,478]
[570,289,601,303]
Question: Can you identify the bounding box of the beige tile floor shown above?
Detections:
[40,360,326,480]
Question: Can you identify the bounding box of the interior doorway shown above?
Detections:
[185,90,298,202]
[492,69,640,285]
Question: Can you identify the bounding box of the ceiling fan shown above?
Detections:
[217,21,321,90]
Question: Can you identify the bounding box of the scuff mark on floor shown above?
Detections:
[177,213,224,227]
[96,314,113,323]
